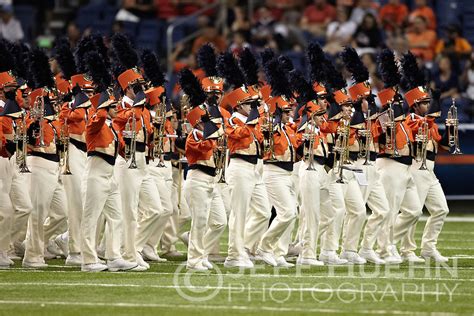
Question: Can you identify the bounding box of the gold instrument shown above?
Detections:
[302,113,317,171]
[213,133,227,183]
[13,110,30,173]
[383,105,400,157]
[152,97,167,168]
[262,107,277,162]
[357,109,372,165]
[415,118,429,170]
[123,113,138,169]
[59,118,72,175]
[446,97,462,155]
[333,118,350,183]
[30,96,46,148]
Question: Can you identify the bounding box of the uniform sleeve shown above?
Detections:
[320,120,339,134]
[87,108,107,135]
[186,131,215,153]
[58,103,71,125]
[225,118,251,140]
[68,107,87,123]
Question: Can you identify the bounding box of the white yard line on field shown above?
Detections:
[0,299,463,315]
[421,217,474,223]
[0,272,472,282]
[0,281,469,296]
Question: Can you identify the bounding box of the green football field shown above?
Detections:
[1,219,473,316]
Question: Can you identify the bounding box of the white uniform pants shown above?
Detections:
[291,160,303,245]
[353,158,390,250]
[23,157,67,264]
[114,152,166,262]
[400,160,449,254]
[0,157,14,251]
[160,164,191,252]
[62,142,86,254]
[298,160,330,259]
[376,158,422,255]
[260,164,297,257]
[205,182,227,256]
[185,169,216,266]
[226,158,270,261]
[322,167,366,252]
[146,160,173,250]
[10,157,32,245]
[81,156,123,264]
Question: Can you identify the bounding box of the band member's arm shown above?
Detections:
[225,118,252,140]
[320,120,338,134]
[58,102,71,125]
[113,104,143,126]
[87,108,107,135]
[68,107,87,123]
[187,131,215,153]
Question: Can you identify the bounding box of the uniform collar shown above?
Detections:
[122,95,134,108]
[232,111,248,123]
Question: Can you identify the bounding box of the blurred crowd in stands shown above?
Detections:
[2,0,474,122]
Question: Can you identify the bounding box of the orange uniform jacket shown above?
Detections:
[27,118,61,162]
[60,102,88,152]
[405,113,442,161]
[264,123,301,171]
[375,115,416,165]
[226,112,263,165]
[113,98,153,156]
[185,129,216,176]
[86,108,119,165]
[0,115,14,158]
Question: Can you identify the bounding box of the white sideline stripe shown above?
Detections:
[419,216,474,223]
[0,272,472,282]
[0,282,469,296]
[0,300,457,315]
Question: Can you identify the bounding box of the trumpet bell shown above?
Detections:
[452,147,462,155]
[19,165,31,173]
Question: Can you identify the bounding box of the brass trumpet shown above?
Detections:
[152,97,167,168]
[302,113,317,171]
[415,118,429,170]
[123,114,138,169]
[357,109,372,165]
[333,118,350,183]
[446,97,462,155]
[214,134,227,183]
[383,106,400,157]
[30,95,46,148]
[59,118,72,175]
[262,108,277,162]
[14,111,30,173]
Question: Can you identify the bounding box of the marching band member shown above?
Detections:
[255,58,300,267]
[217,52,270,268]
[196,43,228,262]
[399,57,450,263]
[0,45,23,267]
[53,36,95,265]
[139,49,173,262]
[317,56,363,265]
[340,47,389,264]
[7,43,34,258]
[80,51,139,272]
[110,34,168,270]
[22,48,68,268]
[288,68,328,266]
[161,110,191,256]
[374,51,422,264]
[178,68,221,271]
